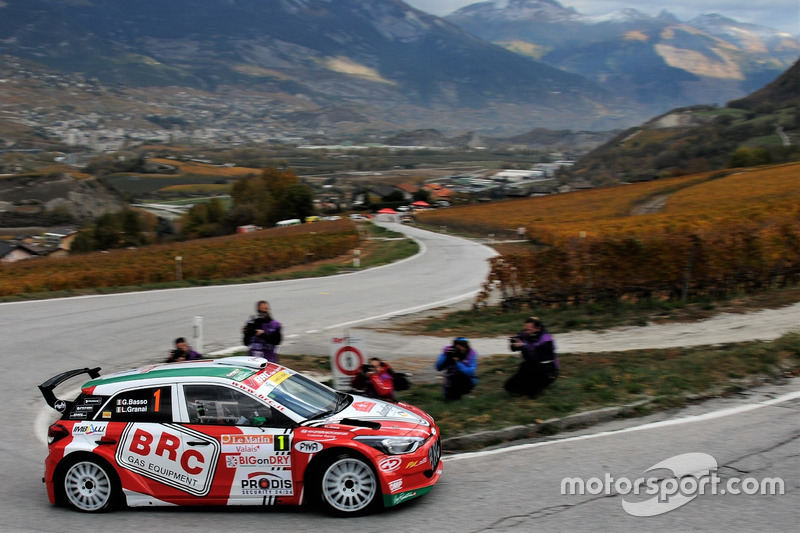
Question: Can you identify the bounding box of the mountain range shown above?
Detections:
[447,0,800,112]
[0,0,797,141]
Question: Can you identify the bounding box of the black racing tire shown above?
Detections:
[57,457,120,513]
[316,452,380,516]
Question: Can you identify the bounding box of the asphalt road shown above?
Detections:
[3,222,799,531]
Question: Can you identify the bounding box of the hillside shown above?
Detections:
[0,0,649,137]
[567,58,800,185]
[416,161,800,305]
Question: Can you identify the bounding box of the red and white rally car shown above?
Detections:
[38,356,442,515]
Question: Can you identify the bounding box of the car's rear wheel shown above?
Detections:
[60,459,117,512]
[318,453,379,516]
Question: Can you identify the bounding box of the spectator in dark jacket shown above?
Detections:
[243,300,282,362]
[504,317,559,398]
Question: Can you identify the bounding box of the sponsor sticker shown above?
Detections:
[116,423,219,496]
[296,428,350,439]
[238,471,294,496]
[379,457,402,472]
[268,371,291,385]
[294,441,324,454]
[392,490,418,505]
[221,434,274,445]
[225,369,255,382]
[405,457,428,469]
[221,433,290,453]
[242,371,271,390]
[352,401,376,412]
[225,454,291,468]
[389,479,403,493]
[72,423,108,436]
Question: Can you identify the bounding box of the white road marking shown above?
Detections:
[445,390,800,462]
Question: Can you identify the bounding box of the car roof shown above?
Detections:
[81,356,278,390]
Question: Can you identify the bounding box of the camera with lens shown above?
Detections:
[445,347,462,361]
[361,363,372,373]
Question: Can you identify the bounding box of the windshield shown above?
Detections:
[266,372,342,419]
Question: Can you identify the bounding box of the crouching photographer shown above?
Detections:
[435,337,478,401]
[166,337,201,363]
[505,317,559,398]
[350,358,395,401]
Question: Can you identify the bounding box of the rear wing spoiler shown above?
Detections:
[38,367,101,413]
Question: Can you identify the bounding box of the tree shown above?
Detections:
[93,213,121,250]
[70,230,96,253]
[155,217,176,243]
[412,188,432,203]
[121,209,144,246]
[383,190,405,203]
[231,167,315,226]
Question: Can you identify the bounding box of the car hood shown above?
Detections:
[332,395,432,429]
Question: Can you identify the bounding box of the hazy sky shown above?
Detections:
[404,0,800,36]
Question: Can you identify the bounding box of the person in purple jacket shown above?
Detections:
[242,300,282,362]
[435,337,478,401]
[505,317,559,398]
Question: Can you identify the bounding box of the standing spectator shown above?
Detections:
[243,300,282,362]
[351,358,395,401]
[166,337,201,363]
[504,317,559,398]
[435,337,478,401]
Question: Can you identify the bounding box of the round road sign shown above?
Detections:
[335,346,364,376]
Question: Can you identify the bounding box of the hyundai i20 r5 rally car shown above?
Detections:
[38,356,442,515]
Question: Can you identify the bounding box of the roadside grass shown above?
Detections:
[279,332,800,442]
[393,285,800,337]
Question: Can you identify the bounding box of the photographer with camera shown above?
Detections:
[435,337,478,401]
[242,300,282,363]
[505,317,559,398]
[166,337,201,363]
[350,358,395,401]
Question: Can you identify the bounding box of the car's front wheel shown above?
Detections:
[60,458,118,512]
[318,453,379,516]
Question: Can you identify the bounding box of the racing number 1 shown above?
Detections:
[274,434,289,451]
[153,388,161,412]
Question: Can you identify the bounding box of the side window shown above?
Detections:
[183,385,292,427]
[104,386,172,422]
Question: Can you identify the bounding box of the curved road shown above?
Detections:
[4,222,799,531]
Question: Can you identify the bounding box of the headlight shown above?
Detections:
[355,436,425,455]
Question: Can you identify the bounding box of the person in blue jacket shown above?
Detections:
[435,337,478,401]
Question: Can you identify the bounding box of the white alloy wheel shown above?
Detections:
[320,455,378,515]
[62,460,114,512]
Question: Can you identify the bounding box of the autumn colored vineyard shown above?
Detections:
[418,162,800,306]
[0,220,360,297]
